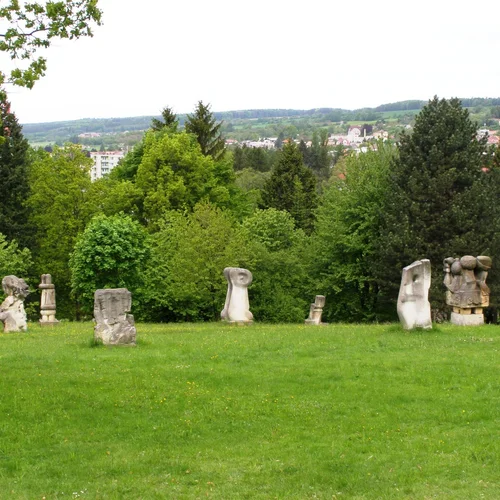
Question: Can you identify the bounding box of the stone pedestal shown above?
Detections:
[94,288,136,345]
[450,311,484,326]
[0,275,30,333]
[39,274,59,326]
[305,295,326,325]
[397,259,432,330]
[221,267,253,324]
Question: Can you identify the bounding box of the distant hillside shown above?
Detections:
[21,98,500,146]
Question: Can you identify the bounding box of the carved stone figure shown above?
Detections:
[221,267,253,323]
[443,255,491,325]
[39,274,59,326]
[0,275,30,333]
[397,260,432,330]
[94,288,136,345]
[305,295,326,325]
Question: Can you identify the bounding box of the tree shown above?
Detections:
[70,213,149,315]
[185,101,225,160]
[151,106,178,132]
[0,97,32,248]
[0,232,32,279]
[375,96,496,312]
[261,141,317,233]
[0,0,102,88]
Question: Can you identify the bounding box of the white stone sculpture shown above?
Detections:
[39,274,59,326]
[443,255,491,326]
[221,267,253,323]
[305,295,326,325]
[397,259,432,330]
[94,288,136,345]
[0,275,30,333]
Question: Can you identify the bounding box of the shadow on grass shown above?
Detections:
[385,323,443,334]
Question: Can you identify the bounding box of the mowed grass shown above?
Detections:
[0,322,499,499]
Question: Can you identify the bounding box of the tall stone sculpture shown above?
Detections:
[443,255,491,326]
[221,267,253,324]
[0,275,30,333]
[397,259,432,330]
[94,288,136,345]
[39,274,59,326]
[305,295,326,325]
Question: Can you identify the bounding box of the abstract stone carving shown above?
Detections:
[94,288,136,345]
[0,275,30,333]
[305,295,326,325]
[443,255,491,326]
[397,260,432,330]
[221,267,253,323]
[39,274,59,326]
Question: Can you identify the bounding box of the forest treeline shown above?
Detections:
[2,97,500,324]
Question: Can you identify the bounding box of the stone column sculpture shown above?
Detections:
[443,255,491,326]
[305,295,326,325]
[94,288,136,345]
[39,274,59,326]
[397,259,432,330]
[0,275,30,333]
[221,267,253,324]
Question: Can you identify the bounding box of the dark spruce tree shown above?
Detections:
[185,101,225,161]
[374,96,499,314]
[0,94,32,247]
[151,106,178,132]
[261,141,317,233]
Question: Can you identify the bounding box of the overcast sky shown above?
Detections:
[4,0,500,124]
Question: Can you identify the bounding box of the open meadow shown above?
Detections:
[0,322,499,499]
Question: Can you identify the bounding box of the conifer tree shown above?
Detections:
[261,141,317,233]
[151,106,178,132]
[185,101,225,161]
[0,95,32,247]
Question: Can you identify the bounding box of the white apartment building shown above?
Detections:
[90,151,125,181]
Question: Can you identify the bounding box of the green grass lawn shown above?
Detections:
[0,322,498,499]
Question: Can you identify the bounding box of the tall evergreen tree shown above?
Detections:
[151,106,178,132]
[375,96,497,311]
[261,141,317,233]
[0,95,32,247]
[185,101,225,161]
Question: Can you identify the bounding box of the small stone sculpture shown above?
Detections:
[94,288,136,345]
[39,274,59,326]
[221,267,253,323]
[397,259,432,330]
[443,255,491,326]
[0,275,30,333]
[305,295,326,325]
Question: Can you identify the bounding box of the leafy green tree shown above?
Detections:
[185,101,225,160]
[109,141,144,182]
[151,106,178,132]
[0,232,32,279]
[261,141,317,233]
[312,142,397,321]
[139,203,255,322]
[70,213,149,315]
[0,0,102,88]
[135,131,232,228]
[376,96,496,312]
[0,97,32,247]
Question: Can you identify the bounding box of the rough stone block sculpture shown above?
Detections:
[221,267,253,323]
[443,255,491,326]
[94,288,136,345]
[39,274,59,326]
[0,275,30,333]
[397,259,432,330]
[305,295,326,325]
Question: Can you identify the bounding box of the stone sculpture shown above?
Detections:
[0,275,30,333]
[39,274,59,326]
[443,255,491,325]
[397,259,432,330]
[94,288,136,345]
[305,295,326,325]
[221,267,253,323]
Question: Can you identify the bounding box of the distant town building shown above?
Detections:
[90,151,124,181]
